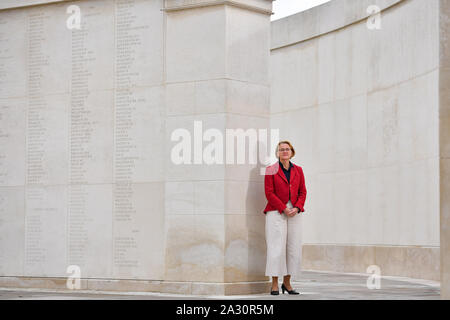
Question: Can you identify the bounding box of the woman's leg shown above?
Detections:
[283,275,293,290]
[286,205,303,287]
[271,276,279,291]
[265,211,287,280]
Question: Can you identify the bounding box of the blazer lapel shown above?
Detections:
[276,162,289,184]
[290,164,298,184]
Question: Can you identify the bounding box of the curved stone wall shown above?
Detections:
[0,0,274,295]
[270,0,440,279]
[0,0,446,293]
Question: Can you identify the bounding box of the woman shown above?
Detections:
[263,141,307,295]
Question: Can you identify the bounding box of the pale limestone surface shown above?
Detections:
[0,0,273,293]
[0,0,448,298]
[0,270,440,299]
[0,0,166,282]
[0,0,71,10]
[302,244,440,281]
[271,0,403,50]
[439,0,450,300]
[163,0,271,287]
[270,0,442,284]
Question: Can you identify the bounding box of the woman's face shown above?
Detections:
[278,143,292,161]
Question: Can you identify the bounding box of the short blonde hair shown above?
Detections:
[276,141,295,159]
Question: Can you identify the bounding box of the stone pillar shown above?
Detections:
[163,0,273,295]
[440,0,450,300]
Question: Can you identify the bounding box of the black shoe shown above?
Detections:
[282,283,300,295]
[270,288,279,295]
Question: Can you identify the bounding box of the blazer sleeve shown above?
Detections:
[264,168,287,214]
[294,167,307,212]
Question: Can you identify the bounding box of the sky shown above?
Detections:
[271,0,331,21]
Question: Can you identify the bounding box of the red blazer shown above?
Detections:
[264,162,307,214]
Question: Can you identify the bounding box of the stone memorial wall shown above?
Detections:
[270,0,441,281]
[0,0,166,280]
[1,0,449,298]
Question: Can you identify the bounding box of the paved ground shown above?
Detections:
[0,271,441,300]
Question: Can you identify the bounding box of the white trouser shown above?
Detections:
[265,200,302,278]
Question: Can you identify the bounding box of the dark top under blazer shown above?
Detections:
[263,162,307,215]
[279,160,293,183]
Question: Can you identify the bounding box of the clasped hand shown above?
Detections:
[283,207,299,217]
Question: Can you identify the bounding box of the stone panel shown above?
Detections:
[0,187,25,277]
[0,0,166,283]
[24,185,67,277]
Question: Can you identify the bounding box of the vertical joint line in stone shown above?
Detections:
[112,0,117,276]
